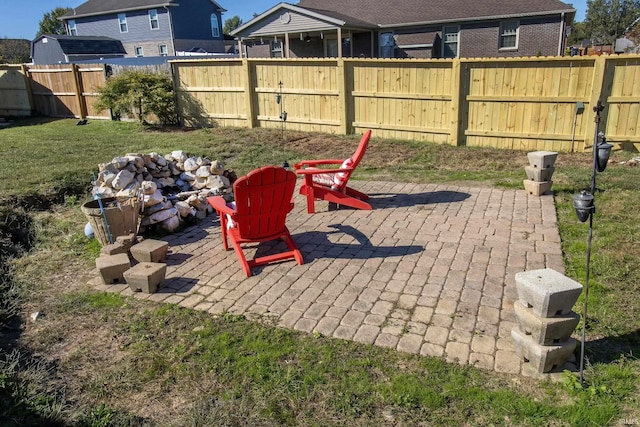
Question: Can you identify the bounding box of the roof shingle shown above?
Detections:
[297,0,575,26]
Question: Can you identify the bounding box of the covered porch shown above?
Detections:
[230,3,378,58]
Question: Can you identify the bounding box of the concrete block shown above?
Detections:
[513,301,580,345]
[124,262,167,293]
[512,328,577,373]
[115,233,137,252]
[130,239,169,263]
[515,269,583,317]
[527,151,558,169]
[525,166,555,182]
[523,180,553,196]
[95,253,130,285]
[100,242,128,256]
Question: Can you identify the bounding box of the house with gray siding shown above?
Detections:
[31,35,126,64]
[231,0,575,59]
[60,0,227,58]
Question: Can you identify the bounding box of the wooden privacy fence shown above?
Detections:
[26,64,109,119]
[2,57,639,152]
[172,56,640,152]
[0,65,31,116]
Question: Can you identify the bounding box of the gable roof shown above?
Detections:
[231,2,376,37]
[297,0,575,27]
[36,35,126,55]
[61,0,225,20]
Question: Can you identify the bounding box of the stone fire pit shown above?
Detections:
[90,150,236,235]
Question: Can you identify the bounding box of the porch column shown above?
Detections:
[285,32,290,58]
[337,27,342,58]
[237,39,243,58]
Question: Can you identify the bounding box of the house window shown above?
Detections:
[68,19,77,36]
[380,32,395,58]
[135,46,143,57]
[271,40,283,58]
[442,26,459,58]
[159,44,168,56]
[500,21,519,49]
[211,14,220,37]
[118,13,128,33]
[149,9,159,30]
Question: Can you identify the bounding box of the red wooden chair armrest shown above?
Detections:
[207,196,235,215]
[294,159,346,169]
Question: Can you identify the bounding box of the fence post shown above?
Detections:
[171,62,184,126]
[584,56,607,151]
[450,58,462,146]
[242,59,255,128]
[20,64,35,116]
[337,58,349,135]
[71,64,87,119]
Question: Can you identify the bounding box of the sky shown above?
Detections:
[0,0,588,40]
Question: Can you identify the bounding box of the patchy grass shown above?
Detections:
[1,118,639,425]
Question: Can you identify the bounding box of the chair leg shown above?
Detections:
[300,179,317,214]
[229,237,252,277]
[281,233,304,265]
[218,211,230,251]
[306,193,316,214]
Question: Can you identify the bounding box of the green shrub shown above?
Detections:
[95,70,177,125]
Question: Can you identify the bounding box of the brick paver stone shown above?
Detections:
[397,333,423,354]
[86,181,564,378]
[353,325,380,344]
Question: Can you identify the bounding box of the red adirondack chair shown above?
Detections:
[294,130,372,214]
[207,166,303,277]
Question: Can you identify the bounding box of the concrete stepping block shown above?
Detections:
[95,253,130,285]
[525,165,555,182]
[100,242,128,256]
[523,179,553,196]
[513,301,580,345]
[124,262,166,293]
[515,268,583,317]
[115,233,137,252]
[527,151,558,169]
[130,239,169,263]
[512,328,577,373]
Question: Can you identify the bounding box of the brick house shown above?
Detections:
[230,0,575,58]
[59,0,227,58]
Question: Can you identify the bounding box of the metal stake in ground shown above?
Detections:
[276,81,289,169]
[573,100,613,385]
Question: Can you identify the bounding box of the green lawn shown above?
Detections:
[1,118,638,426]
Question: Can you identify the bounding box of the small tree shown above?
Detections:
[95,70,178,126]
[37,7,72,37]
[0,39,31,64]
[223,16,243,35]
[585,0,640,44]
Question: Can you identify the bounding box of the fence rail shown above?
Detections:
[2,56,640,152]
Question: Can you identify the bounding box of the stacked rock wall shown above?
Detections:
[92,151,236,233]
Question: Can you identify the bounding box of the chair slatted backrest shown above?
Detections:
[232,166,296,240]
[332,129,372,192]
[350,130,372,170]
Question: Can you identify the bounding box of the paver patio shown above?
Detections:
[89,180,568,377]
